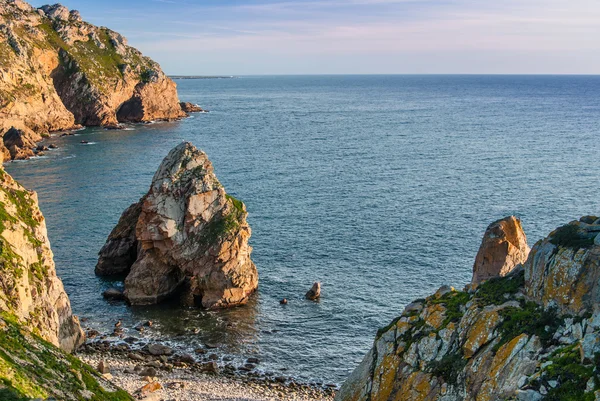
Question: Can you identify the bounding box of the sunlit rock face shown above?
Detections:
[0,0,186,160]
[96,142,258,309]
[0,167,84,352]
[336,216,600,401]
[471,216,530,286]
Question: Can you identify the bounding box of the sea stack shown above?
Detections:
[96,142,258,309]
[471,216,529,286]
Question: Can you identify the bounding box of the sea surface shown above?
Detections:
[6,75,600,384]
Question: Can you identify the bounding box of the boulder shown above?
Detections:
[102,287,125,300]
[305,282,321,300]
[96,142,258,309]
[472,216,530,285]
[2,125,40,161]
[179,102,204,113]
[97,360,110,374]
[147,344,173,356]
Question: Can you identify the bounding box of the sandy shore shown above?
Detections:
[80,352,336,401]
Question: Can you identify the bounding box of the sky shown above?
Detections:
[29,0,600,75]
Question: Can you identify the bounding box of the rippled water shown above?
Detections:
[6,75,600,384]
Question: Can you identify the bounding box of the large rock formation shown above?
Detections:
[96,142,258,309]
[0,0,187,160]
[471,216,530,286]
[336,216,600,401]
[0,166,84,352]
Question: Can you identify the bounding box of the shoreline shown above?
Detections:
[79,340,336,401]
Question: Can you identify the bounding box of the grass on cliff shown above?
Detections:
[198,194,246,246]
[474,270,524,307]
[0,312,133,401]
[494,301,561,352]
[427,352,467,386]
[538,345,597,401]
[549,224,595,250]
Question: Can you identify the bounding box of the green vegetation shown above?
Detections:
[428,352,467,386]
[198,194,246,246]
[0,312,133,401]
[494,301,561,352]
[430,291,470,327]
[474,270,524,307]
[549,224,595,250]
[539,345,597,401]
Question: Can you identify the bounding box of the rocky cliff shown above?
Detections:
[96,142,258,309]
[337,216,600,401]
[0,165,83,352]
[0,0,187,159]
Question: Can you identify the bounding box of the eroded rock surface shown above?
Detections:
[0,0,187,160]
[472,216,530,286]
[337,216,600,401]
[0,166,84,352]
[96,142,258,309]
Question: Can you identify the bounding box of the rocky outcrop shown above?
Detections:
[96,142,258,309]
[180,101,205,113]
[525,216,600,316]
[0,0,188,160]
[471,216,530,286]
[337,216,600,401]
[0,166,84,352]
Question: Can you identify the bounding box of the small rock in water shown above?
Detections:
[279,298,288,304]
[247,357,260,364]
[48,143,57,149]
[208,353,219,360]
[102,287,125,301]
[97,360,110,374]
[305,282,321,300]
[194,348,207,355]
[147,343,173,356]
[205,342,219,349]
[114,320,122,328]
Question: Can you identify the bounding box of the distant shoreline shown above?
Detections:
[170,75,236,79]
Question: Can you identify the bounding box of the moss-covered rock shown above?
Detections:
[336,216,600,401]
[0,312,132,401]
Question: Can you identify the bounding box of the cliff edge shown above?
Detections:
[337,216,600,401]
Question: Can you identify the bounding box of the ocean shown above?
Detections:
[6,75,600,384]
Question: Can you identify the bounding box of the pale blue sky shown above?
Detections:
[30,0,600,75]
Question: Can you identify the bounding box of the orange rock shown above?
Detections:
[139,381,162,395]
[472,216,529,285]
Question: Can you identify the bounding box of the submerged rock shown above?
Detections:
[96,142,258,309]
[305,282,321,300]
[471,216,529,286]
[336,216,600,401]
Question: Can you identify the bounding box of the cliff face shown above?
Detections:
[0,166,84,352]
[337,216,600,401]
[96,142,258,309]
[0,0,186,159]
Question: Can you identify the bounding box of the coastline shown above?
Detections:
[79,337,336,401]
